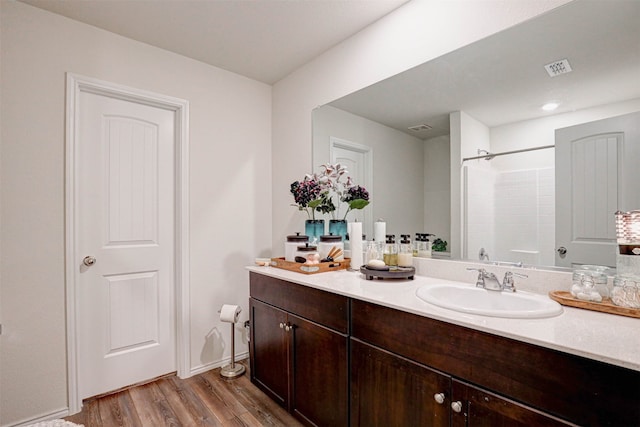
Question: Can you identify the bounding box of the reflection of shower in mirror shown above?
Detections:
[477,149,495,161]
[478,247,490,261]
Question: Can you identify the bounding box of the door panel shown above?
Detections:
[105,116,159,244]
[78,91,175,399]
[290,313,348,426]
[249,299,289,408]
[555,112,640,268]
[351,338,450,427]
[330,137,372,234]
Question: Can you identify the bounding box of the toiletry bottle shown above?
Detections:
[413,233,421,256]
[365,239,380,264]
[398,235,413,267]
[417,234,429,258]
[383,234,398,267]
[425,233,434,258]
[285,232,309,262]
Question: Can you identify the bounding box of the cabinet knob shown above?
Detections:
[434,393,445,404]
[284,324,292,332]
[279,322,285,329]
[451,401,463,413]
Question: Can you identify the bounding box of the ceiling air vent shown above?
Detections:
[544,59,572,77]
[408,124,433,132]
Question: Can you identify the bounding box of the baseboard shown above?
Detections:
[3,408,69,427]
[188,351,249,377]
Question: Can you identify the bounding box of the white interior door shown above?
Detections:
[77,90,176,399]
[330,137,372,236]
[555,112,640,268]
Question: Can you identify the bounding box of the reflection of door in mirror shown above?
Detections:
[555,111,640,268]
[330,137,372,235]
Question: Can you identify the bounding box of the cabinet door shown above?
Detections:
[290,313,349,427]
[250,298,289,408]
[351,339,450,427]
[451,380,576,427]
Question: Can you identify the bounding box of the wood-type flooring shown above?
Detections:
[64,361,303,427]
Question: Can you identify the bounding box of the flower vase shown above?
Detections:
[329,219,348,242]
[305,219,325,245]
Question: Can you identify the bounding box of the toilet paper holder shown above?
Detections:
[218,305,246,379]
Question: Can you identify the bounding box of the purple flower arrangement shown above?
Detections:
[290,163,370,220]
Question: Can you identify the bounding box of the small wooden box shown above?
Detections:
[270,257,351,274]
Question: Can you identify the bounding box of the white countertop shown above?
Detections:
[247,265,640,372]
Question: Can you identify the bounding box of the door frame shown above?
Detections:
[65,73,190,413]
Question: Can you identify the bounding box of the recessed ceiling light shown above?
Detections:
[542,102,559,111]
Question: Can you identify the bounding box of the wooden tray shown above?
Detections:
[270,257,350,274]
[360,266,415,280]
[549,291,640,319]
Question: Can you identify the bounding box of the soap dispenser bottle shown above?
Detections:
[424,233,434,258]
[398,235,413,267]
[383,234,398,267]
[413,233,421,256]
[417,234,430,258]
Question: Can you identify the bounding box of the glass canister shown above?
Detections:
[611,275,640,308]
[570,265,609,302]
[365,240,383,264]
[398,235,413,267]
[295,243,319,264]
[383,235,398,267]
[285,232,309,262]
[319,233,344,261]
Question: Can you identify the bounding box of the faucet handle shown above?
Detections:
[467,267,487,287]
[502,271,528,292]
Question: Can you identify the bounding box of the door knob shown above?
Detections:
[83,256,96,266]
[557,246,567,256]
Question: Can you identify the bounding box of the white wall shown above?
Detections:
[424,135,451,245]
[312,105,424,240]
[452,111,491,259]
[271,0,573,252]
[0,2,271,425]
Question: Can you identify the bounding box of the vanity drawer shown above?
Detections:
[249,272,349,333]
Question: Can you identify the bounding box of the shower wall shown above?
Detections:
[464,166,555,266]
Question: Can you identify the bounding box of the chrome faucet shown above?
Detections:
[467,268,528,292]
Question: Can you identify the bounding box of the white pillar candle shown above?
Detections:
[350,221,363,270]
[374,219,386,243]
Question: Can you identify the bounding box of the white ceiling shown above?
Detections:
[19,0,408,84]
[328,0,640,138]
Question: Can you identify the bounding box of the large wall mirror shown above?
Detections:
[312,0,640,270]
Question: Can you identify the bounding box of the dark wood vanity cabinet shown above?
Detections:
[351,299,640,427]
[249,272,349,427]
[250,272,640,427]
[350,338,573,427]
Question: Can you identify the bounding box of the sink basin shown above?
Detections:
[416,283,563,318]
